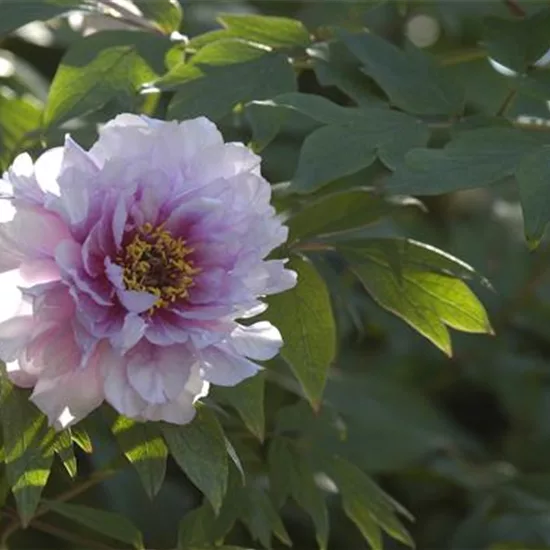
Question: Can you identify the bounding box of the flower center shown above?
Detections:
[117,222,199,312]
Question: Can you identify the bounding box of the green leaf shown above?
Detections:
[218,14,310,49]
[214,374,265,441]
[291,109,429,194]
[52,430,76,478]
[0,90,41,171]
[71,424,93,453]
[0,378,54,526]
[178,502,218,549]
[241,487,291,548]
[162,407,228,513]
[328,456,413,549]
[340,30,463,115]
[45,500,144,548]
[268,438,329,550]
[109,414,167,499]
[44,30,170,127]
[483,9,550,73]
[387,127,539,196]
[516,145,550,248]
[168,52,296,121]
[133,0,183,33]
[0,0,80,36]
[340,238,493,355]
[288,188,397,244]
[245,92,377,151]
[266,257,336,407]
[158,39,268,89]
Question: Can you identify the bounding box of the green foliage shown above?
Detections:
[162,407,228,514]
[266,257,336,406]
[5,2,550,550]
[44,500,144,548]
[44,31,170,127]
[340,239,493,355]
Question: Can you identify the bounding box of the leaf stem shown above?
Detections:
[503,0,526,17]
[496,88,517,117]
[96,0,164,35]
[23,518,117,550]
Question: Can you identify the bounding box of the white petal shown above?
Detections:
[111,313,147,353]
[34,147,63,196]
[199,345,260,386]
[227,322,282,360]
[31,363,104,430]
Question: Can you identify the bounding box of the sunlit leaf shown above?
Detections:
[109,414,167,499]
[340,238,493,355]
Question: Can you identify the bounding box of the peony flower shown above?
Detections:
[0,114,296,429]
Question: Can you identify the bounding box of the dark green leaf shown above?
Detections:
[516,145,550,248]
[0,90,41,171]
[168,52,296,121]
[341,30,463,115]
[266,257,336,407]
[45,500,144,548]
[162,407,228,513]
[291,109,429,193]
[134,0,182,33]
[245,92,374,151]
[241,487,291,548]
[214,374,265,441]
[178,502,218,549]
[109,414,167,499]
[44,31,170,127]
[328,456,413,548]
[387,127,539,195]
[288,188,397,243]
[218,14,310,49]
[268,438,328,550]
[0,378,54,526]
[340,238,493,355]
[483,9,550,73]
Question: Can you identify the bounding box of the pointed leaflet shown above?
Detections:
[340,30,463,115]
[266,257,336,406]
[162,407,228,513]
[109,413,167,499]
[288,188,403,244]
[133,0,183,33]
[291,109,429,193]
[44,30,170,127]
[328,456,413,549]
[168,51,296,122]
[178,502,218,549]
[516,145,550,249]
[214,373,265,441]
[387,127,539,196]
[268,438,329,550]
[339,239,492,355]
[45,500,144,549]
[0,377,54,526]
[0,90,41,171]
[218,14,310,49]
[52,430,77,478]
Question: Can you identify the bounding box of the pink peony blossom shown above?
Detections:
[0,114,296,428]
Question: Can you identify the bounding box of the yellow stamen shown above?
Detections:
[116,223,199,313]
